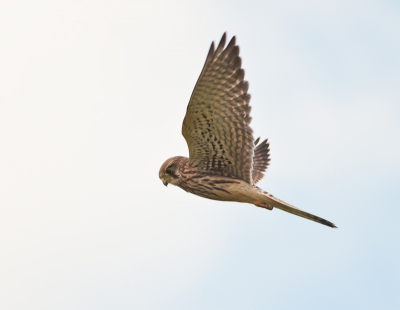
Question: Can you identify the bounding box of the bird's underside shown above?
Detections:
[158,33,337,229]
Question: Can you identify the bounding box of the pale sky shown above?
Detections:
[0,1,399,309]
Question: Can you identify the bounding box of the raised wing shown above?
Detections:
[182,33,255,184]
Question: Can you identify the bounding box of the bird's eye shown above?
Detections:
[166,168,172,174]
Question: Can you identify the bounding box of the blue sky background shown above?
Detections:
[0,1,399,309]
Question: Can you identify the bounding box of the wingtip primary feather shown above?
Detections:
[215,33,227,56]
[206,42,215,62]
[227,35,236,49]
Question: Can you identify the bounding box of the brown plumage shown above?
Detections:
[159,33,337,228]
[252,138,271,184]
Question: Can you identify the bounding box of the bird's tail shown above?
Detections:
[256,189,337,228]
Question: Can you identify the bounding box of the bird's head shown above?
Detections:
[159,156,185,187]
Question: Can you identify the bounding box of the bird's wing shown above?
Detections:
[252,138,271,184]
[182,33,254,184]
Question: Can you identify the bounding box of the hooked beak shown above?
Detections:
[161,176,169,187]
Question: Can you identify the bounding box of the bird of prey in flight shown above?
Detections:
[159,33,336,228]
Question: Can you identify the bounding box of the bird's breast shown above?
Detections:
[180,175,257,203]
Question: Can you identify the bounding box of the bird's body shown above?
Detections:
[160,156,257,203]
[159,33,337,228]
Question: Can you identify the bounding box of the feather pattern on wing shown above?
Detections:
[182,33,255,184]
[252,138,271,184]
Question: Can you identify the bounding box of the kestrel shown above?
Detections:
[159,33,336,228]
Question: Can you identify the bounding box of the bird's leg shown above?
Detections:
[254,201,274,210]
